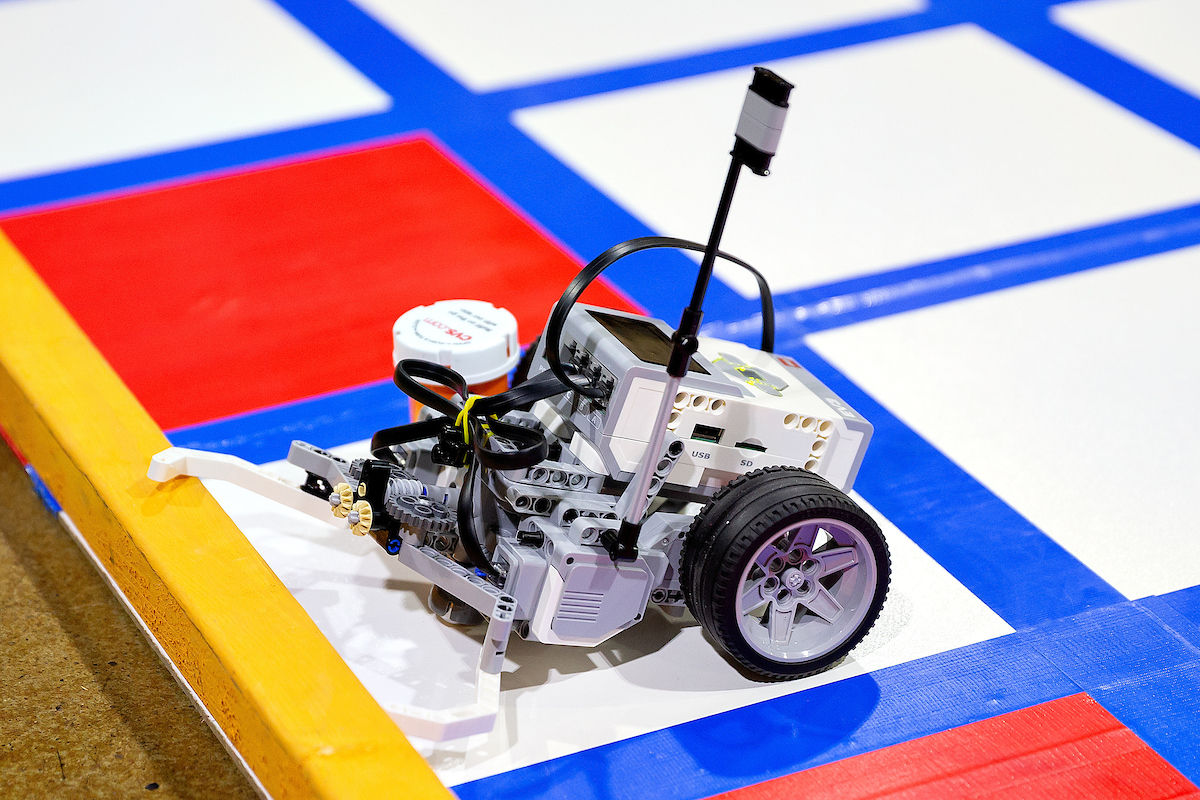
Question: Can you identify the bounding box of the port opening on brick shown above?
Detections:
[691,424,724,444]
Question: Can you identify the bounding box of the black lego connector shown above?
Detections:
[431,426,473,467]
[601,519,641,562]
[299,471,333,500]
[667,333,700,378]
[349,459,402,534]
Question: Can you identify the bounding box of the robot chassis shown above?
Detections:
[149,68,890,739]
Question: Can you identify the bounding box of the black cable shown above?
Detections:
[372,361,568,462]
[372,360,572,578]
[456,461,494,579]
[543,236,774,397]
[392,360,468,417]
[371,416,444,464]
[373,238,774,575]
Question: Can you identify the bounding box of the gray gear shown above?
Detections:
[384,491,456,533]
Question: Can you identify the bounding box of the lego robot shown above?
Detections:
[149,67,889,739]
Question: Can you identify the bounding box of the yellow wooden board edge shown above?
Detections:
[0,230,452,800]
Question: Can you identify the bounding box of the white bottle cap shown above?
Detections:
[391,300,520,385]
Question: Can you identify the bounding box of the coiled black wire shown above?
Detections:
[543,236,775,397]
[372,236,775,578]
[371,360,573,578]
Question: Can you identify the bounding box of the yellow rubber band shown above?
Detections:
[455,394,481,443]
[454,395,499,445]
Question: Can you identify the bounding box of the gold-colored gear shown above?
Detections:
[330,482,353,518]
[350,500,373,536]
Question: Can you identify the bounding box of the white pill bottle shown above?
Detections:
[391,299,520,421]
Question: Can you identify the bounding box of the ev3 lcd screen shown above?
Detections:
[586,310,709,374]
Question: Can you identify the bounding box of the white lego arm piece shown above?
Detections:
[148,447,341,525]
[369,543,515,739]
[150,448,506,739]
[359,667,500,741]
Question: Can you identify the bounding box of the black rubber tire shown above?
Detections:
[682,466,890,680]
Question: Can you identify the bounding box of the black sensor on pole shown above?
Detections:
[607,67,793,561]
[672,67,793,379]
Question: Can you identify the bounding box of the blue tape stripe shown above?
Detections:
[1027,602,1200,686]
[794,344,1125,628]
[1023,596,1200,783]
[702,203,1200,347]
[167,379,407,465]
[1151,584,1200,647]
[484,9,957,110]
[0,112,405,218]
[453,589,1200,799]
[969,0,1200,151]
[453,633,1077,800]
[1089,663,1200,783]
[24,465,63,515]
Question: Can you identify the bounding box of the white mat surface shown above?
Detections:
[515,24,1200,297]
[350,0,926,92]
[203,445,1010,785]
[810,243,1200,600]
[0,0,390,183]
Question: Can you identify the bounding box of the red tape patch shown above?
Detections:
[2,137,637,429]
[708,693,1199,800]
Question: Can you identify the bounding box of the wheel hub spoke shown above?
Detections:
[818,546,859,577]
[740,578,770,615]
[767,604,797,645]
[790,523,819,551]
[755,543,787,571]
[802,586,843,623]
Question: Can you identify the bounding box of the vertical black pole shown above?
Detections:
[607,67,792,561]
[667,157,742,379]
[691,158,743,312]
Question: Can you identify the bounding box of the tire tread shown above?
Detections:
[682,467,890,680]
